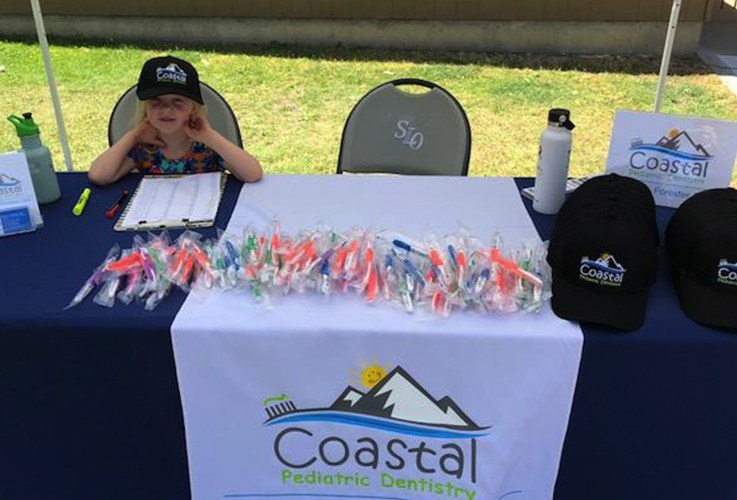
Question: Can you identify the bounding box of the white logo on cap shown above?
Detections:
[717,259,737,286]
[579,253,625,287]
[156,63,187,85]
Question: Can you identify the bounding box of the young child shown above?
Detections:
[89,55,262,185]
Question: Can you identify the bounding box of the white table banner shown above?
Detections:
[172,175,583,500]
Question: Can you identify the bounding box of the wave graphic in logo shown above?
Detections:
[630,130,712,161]
[266,411,487,439]
[263,366,488,438]
[580,254,625,274]
[630,144,712,161]
[718,260,737,271]
[580,259,625,274]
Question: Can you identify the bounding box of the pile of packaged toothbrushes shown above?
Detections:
[66,222,552,316]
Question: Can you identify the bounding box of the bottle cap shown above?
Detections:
[7,112,41,137]
[548,108,575,130]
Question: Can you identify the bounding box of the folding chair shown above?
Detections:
[337,78,471,176]
[107,82,243,147]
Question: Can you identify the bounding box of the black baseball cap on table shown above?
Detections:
[136,55,204,104]
[556,175,657,227]
[666,188,737,329]
[547,174,658,331]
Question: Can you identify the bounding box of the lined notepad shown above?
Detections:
[115,172,225,231]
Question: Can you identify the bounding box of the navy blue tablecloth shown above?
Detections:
[1,173,736,500]
[515,179,737,500]
[0,173,241,500]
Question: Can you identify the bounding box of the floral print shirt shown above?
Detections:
[127,142,224,174]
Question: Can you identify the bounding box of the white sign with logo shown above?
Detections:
[0,152,43,235]
[605,110,737,208]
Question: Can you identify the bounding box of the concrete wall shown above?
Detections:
[0,15,704,55]
[0,0,713,22]
[0,0,713,55]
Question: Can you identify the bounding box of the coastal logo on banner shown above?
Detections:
[260,362,490,499]
[628,128,712,185]
[579,253,625,287]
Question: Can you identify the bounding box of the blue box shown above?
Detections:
[0,206,35,236]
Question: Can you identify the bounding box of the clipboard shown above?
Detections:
[114,172,226,231]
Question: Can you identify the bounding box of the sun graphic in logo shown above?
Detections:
[349,358,390,389]
[667,128,680,139]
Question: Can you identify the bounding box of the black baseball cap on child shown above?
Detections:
[547,174,659,331]
[136,56,203,104]
[666,188,737,329]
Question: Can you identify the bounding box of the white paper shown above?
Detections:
[119,172,222,228]
[227,174,536,248]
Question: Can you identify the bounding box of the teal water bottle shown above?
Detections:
[7,112,61,204]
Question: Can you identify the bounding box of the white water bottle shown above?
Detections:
[532,108,575,214]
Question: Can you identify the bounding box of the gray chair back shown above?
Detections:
[338,79,471,176]
[107,82,242,147]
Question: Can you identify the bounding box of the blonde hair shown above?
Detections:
[132,99,207,127]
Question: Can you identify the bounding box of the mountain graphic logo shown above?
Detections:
[579,253,625,274]
[630,129,712,161]
[263,366,488,439]
[155,63,187,85]
[579,253,626,286]
[0,173,21,187]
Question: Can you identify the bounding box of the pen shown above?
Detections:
[105,190,129,219]
[72,188,91,216]
[392,239,428,258]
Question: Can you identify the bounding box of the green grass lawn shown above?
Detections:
[2,39,737,179]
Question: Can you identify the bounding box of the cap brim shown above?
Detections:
[551,272,648,331]
[137,85,203,104]
[675,270,737,330]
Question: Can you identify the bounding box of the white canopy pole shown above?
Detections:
[654,0,683,113]
[29,0,74,172]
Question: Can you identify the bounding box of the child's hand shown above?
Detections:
[135,119,166,148]
[184,115,214,143]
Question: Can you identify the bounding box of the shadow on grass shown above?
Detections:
[1,34,714,76]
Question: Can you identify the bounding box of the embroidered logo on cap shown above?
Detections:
[579,253,625,286]
[155,63,187,85]
[717,259,737,286]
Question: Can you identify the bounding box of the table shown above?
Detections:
[1,173,736,500]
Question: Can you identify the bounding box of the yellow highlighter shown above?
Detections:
[73,188,91,216]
